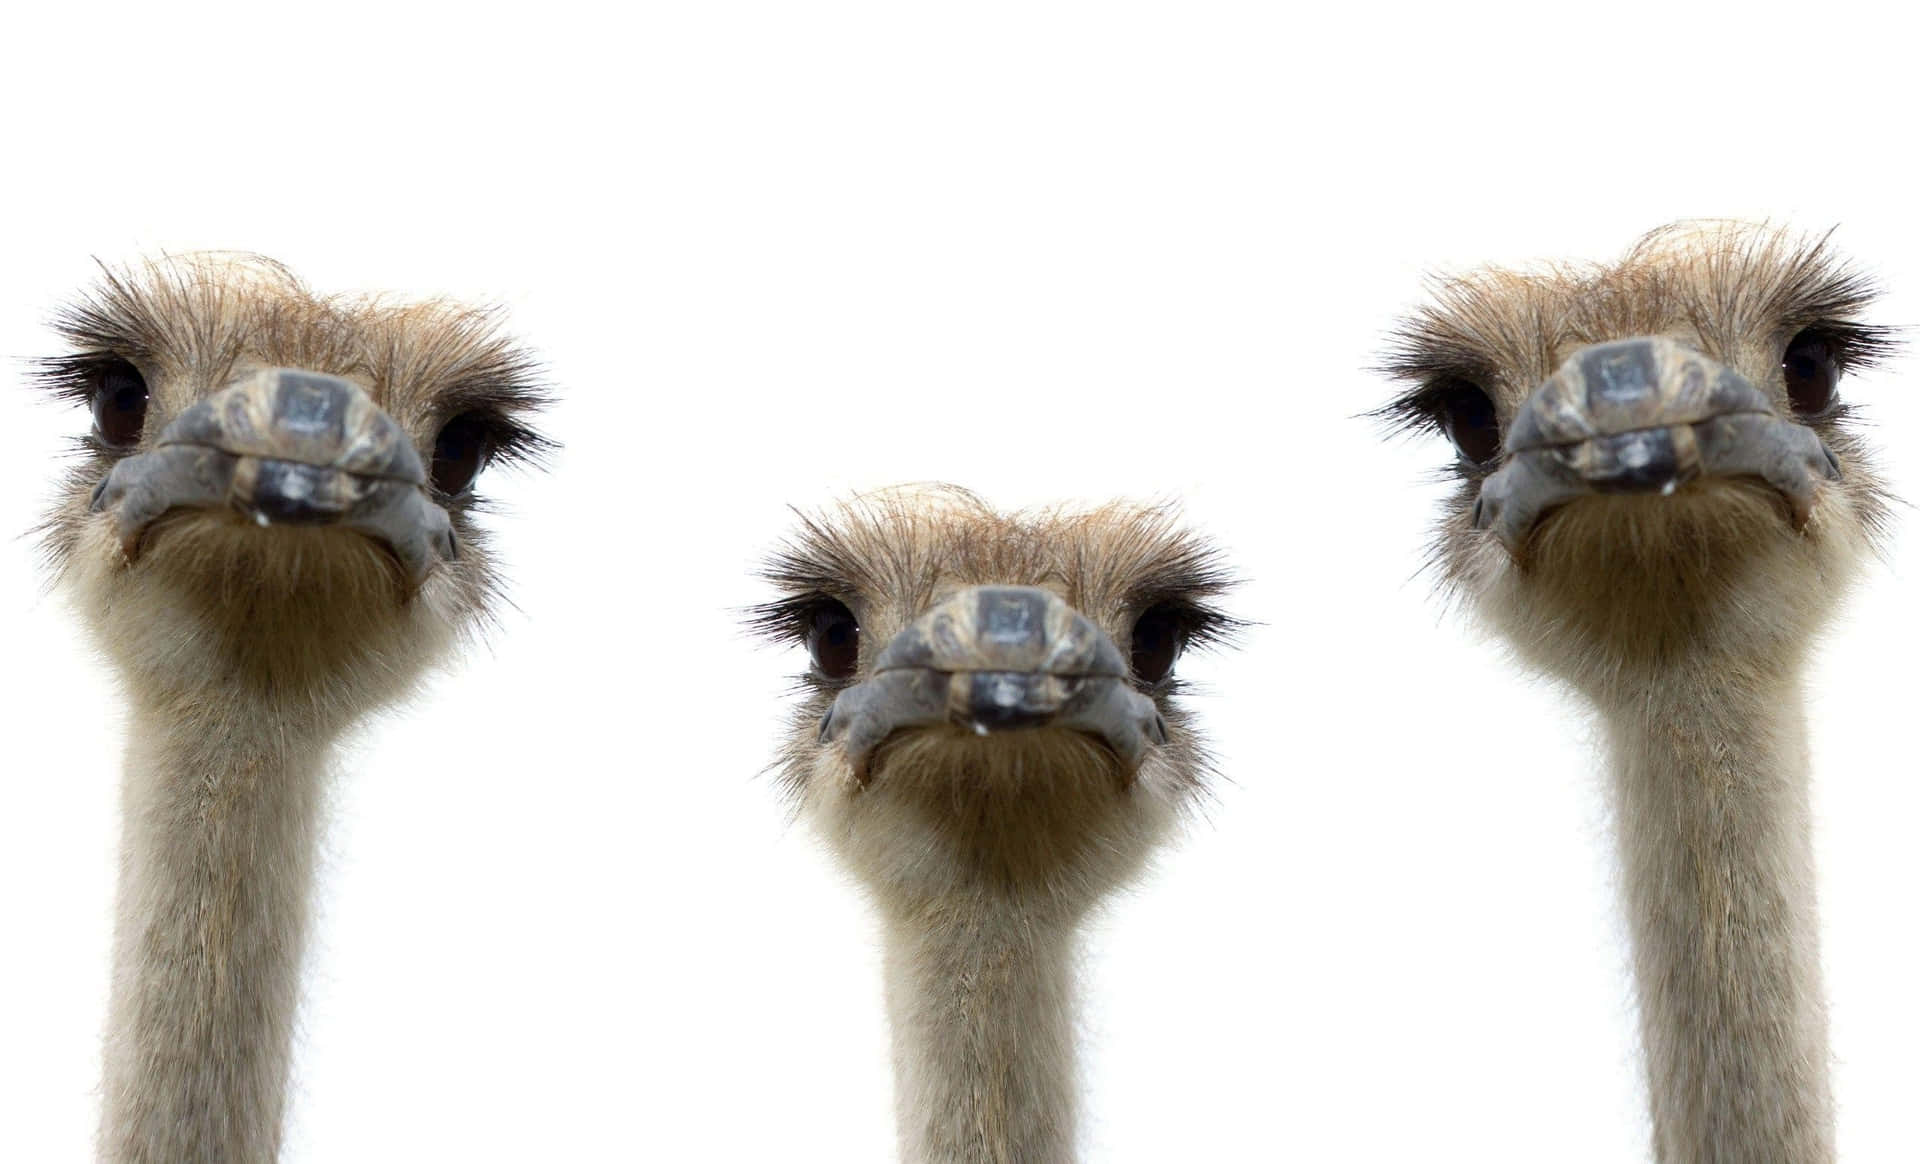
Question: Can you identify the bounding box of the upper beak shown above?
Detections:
[88,368,454,584]
[817,586,1169,780]
[1473,336,1841,553]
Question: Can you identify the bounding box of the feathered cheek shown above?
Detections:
[408,560,482,639]
[60,518,131,614]
[805,738,863,799]
[1120,725,1188,805]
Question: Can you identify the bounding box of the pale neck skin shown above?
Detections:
[880,897,1080,1164]
[100,698,337,1163]
[1597,664,1831,1164]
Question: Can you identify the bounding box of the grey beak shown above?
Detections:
[89,368,454,583]
[1474,337,1841,553]
[818,586,1169,780]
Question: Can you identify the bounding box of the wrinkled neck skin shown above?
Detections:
[101,696,342,1164]
[1599,669,1831,1164]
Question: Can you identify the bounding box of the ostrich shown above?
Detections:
[32,254,551,1162]
[1375,221,1894,1162]
[749,485,1237,1164]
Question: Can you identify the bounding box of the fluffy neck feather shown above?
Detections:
[828,733,1173,1164]
[1600,668,1831,1163]
[100,699,335,1163]
[881,896,1080,1164]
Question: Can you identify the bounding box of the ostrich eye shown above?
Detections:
[430,412,494,496]
[1782,329,1838,417]
[807,601,860,680]
[1129,604,1185,685]
[1435,379,1501,466]
[91,360,149,449]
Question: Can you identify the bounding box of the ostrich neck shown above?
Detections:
[100,697,337,1163]
[880,896,1080,1164]
[1599,668,1831,1164]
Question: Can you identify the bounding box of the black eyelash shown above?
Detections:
[1133,595,1243,653]
[1371,372,1492,442]
[1792,320,1898,375]
[32,351,130,407]
[1370,317,1503,442]
[437,407,553,471]
[433,358,557,470]
[745,590,851,647]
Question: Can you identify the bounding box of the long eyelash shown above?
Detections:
[1371,383,1501,486]
[1372,377,1468,440]
[434,357,557,469]
[435,408,553,471]
[1140,597,1244,653]
[1802,321,1899,375]
[32,352,122,407]
[1370,325,1502,443]
[479,414,553,469]
[745,590,846,647]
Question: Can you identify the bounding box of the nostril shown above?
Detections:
[249,461,344,525]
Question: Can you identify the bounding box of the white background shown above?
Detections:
[4,3,1917,1161]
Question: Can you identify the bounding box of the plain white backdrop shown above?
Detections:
[3,3,1917,1161]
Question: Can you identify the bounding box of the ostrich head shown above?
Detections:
[1377,222,1893,695]
[35,254,551,722]
[750,485,1237,919]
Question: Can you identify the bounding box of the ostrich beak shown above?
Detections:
[818,586,1169,781]
[88,368,454,584]
[1473,336,1842,553]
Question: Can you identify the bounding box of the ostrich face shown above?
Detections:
[1379,223,1892,690]
[751,486,1236,911]
[36,255,550,718]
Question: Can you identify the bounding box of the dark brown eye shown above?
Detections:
[430,412,494,496]
[91,360,149,449]
[807,601,860,680]
[1782,329,1838,416]
[1435,379,1501,466]
[1129,604,1185,685]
